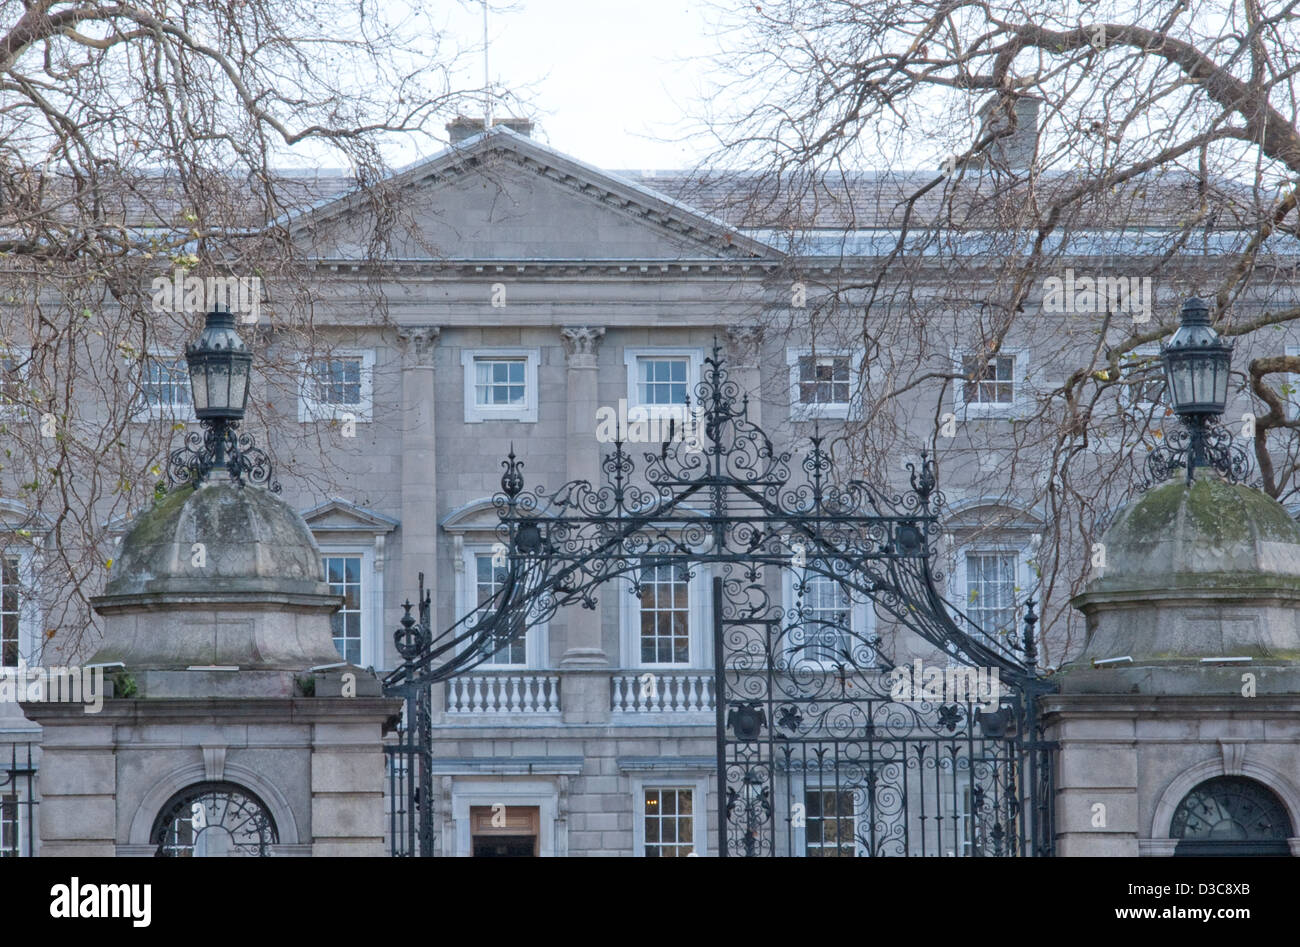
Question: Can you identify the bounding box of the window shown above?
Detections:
[786,348,863,420]
[461,348,539,423]
[322,554,362,664]
[454,541,547,669]
[624,348,703,413]
[964,551,1019,638]
[1,795,16,857]
[638,563,690,665]
[0,353,25,409]
[298,350,374,422]
[638,358,688,405]
[963,355,1015,404]
[786,564,873,668]
[642,787,695,857]
[805,789,856,857]
[1,557,19,668]
[475,553,526,666]
[1117,347,1164,420]
[474,358,526,408]
[796,571,850,664]
[135,355,193,420]
[798,356,850,405]
[313,357,362,407]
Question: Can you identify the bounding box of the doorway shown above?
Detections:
[470,805,539,857]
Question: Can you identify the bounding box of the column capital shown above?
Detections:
[724,324,764,363]
[560,325,605,367]
[397,325,440,366]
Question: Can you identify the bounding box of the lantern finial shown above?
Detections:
[1144,296,1247,487]
[166,306,278,491]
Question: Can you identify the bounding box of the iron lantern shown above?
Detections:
[1143,296,1248,486]
[1160,296,1233,418]
[186,307,252,420]
[165,306,277,491]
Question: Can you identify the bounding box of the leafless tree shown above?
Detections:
[698,0,1300,664]
[0,0,489,657]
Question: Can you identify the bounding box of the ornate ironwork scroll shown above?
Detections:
[167,421,281,493]
[151,782,278,857]
[1142,416,1250,488]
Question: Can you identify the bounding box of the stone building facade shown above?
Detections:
[4,116,1300,856]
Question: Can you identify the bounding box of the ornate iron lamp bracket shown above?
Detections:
[1142,416,1249,489]
[167,418,281,492]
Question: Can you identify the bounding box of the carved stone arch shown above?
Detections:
[1147,753,1300,855]
[126,760,302,849]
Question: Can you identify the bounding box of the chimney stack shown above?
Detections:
[447,116,534,144]
[976,96,1039,171]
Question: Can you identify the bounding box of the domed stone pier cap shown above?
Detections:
[88,480,345,672]
[1065,478,1300,693]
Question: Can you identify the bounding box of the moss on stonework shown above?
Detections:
[120,483,197,549]
[1113,479,1300,553]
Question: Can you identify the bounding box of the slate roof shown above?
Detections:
[10,132,1272,258]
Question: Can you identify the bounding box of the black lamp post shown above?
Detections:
[166,307,278,491]
[1146,296,1247,486]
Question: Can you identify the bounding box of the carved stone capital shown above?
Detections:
[397,325,440,366]
[725,324,764,364]
[560,326,605,366]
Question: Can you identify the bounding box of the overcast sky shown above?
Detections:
[435,0,727,171]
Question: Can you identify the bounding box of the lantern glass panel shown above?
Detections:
[208,362,231,411]
[1213,359,1229,405]
[1191,359,1213,406]
[1169,360,1192,408]
[230,363,249,411]
[190,364,209,411]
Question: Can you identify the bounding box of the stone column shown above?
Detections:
[725,325,765,428]
[558,326,610,724]
[397,326,442,717]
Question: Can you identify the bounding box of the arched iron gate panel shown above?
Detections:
[383,348,1057,856]
[714,570,1055,857]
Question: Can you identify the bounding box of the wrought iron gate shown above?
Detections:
[384,347,1055,856]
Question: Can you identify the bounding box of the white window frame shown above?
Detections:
[0,346,30,419]
[133,351,196,422]
[317,544,382,670]
[785,348,864,421]
[1117,344,1165,422]
[938,780,978,857]
[630,776,709,857]
[619,557,710,669]
[953,544,1030,643]
[1,546,43,669]
[953,349,1029,419]
[623,348,704,417]
[456,543,548,668]
[461,348,540,423]
[0,789,25,857]
[298,349,375,423]
[792,775,866,857]
[781,565,874,670]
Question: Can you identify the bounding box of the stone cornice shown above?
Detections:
[311,258,781,278]
[20,696,401,724]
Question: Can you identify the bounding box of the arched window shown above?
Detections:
[150,781,279,857]
[1170,776,1293,856]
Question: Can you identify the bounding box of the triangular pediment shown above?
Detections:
[288,127,777,262]
[300,498,399,535]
